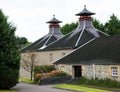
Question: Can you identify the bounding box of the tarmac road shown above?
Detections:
[11,83,77,92]
[12,82,120,92]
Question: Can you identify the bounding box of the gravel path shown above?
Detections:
[11,83,76,92]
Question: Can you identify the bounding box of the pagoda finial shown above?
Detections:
[84,5,86,8]
[53,14,55,17]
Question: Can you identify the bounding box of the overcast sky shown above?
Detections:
[0,0,120,42]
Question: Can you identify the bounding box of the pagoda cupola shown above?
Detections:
[76,5,95,21]
[75,5,101,37]
[47,15,62,35]
[76,5,95,16]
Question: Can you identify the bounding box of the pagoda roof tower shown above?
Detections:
[21,15,64,52]
[43,6,109,51]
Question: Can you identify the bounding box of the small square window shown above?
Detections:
[49,53,53,62]
[111,67,118,76]
[60,65,66,71]
[62,53,66,56]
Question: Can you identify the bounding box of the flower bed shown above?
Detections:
[34,70,71,85]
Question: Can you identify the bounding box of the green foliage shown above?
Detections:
[0,10,20,89]
[34,65,55,74]
[0,66,19,89]
[19,78,34,84]
[93,18,104,31]
[54,84,109,92]
[0,90,16,92]
[60,14,120,35]
[104,14,120,35]
[51,71,68,78]
[72,77,120,88]
[17,37,31,49]
[60,22,78,35]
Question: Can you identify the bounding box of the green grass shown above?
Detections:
[54,84,110,92]
[0,90,16,92]
[19,78,34,84]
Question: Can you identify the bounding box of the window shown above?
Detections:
[62,53,66,56]
[49,53,53,62]
[61,66,65,70]
[59,64,66,70]
[111,67,118,76]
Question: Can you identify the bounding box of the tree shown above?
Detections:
[60,22,78,35]
[17,37,31,49]
[104,14,120,35]
[21,53,37,80]
[0,10,20,89]
[93,18,104,32]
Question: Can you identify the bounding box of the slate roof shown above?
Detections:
[21,16,63,52]
[42,6,108,51]
[21,34,63,52]
[54,34,120,65]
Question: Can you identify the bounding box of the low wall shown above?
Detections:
[39,76,71,85]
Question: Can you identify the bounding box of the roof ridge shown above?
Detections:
[75,20,86,47]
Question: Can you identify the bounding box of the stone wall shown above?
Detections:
[20,49,73,78]
[39,76,71,85]
[82,65,120,82]
[56,64,73,76]
[57,64,120,82]
[82,65,109,79]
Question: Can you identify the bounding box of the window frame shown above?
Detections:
[111,67,118,77]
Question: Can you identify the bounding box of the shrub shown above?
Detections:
[51,70,68,77]
[34,65,55,74]
[34,70,69,84]
[0,10,20,89]
[0,66,19,89]
[72,77,120,88]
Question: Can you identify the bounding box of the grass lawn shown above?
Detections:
[54,84,110,92]
[19,78,34,84]
[0,90,16,92]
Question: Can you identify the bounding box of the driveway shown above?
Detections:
[11,83,76,92]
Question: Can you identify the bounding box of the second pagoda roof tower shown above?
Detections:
[21,15,64,52]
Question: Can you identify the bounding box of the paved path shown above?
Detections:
[11,83,76,92]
